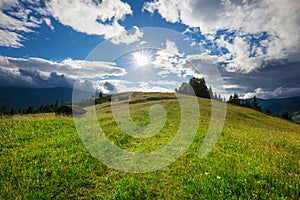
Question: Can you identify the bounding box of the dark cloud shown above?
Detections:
[103,82,116,92]
[222,61,300,98]
[0,55,127,91]
[0,56,125,79]
[0,67,74,88]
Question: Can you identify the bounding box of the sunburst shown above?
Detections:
[133,52,150,67]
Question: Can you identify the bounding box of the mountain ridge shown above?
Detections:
[247,96,300,114]
[0,87,95,111]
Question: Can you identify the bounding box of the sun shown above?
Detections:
[133,52,150,66]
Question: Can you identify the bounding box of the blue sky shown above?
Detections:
[1,0,300,99]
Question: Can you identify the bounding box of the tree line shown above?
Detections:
[175,77,293,122]
[0,100,68,117]
[228,93,261,110]
[1,77,294,122]
[175,77,225,102]
[227,92,295,121]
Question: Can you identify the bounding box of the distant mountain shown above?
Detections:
[0,87,96,111]
[255,96,300,114]
[263,102,286,115]
[246,96,300,123]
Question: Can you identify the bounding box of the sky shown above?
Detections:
[0,0,300,99]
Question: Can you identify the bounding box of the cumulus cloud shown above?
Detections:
[0,67,74,88]
[0,56,126,79]
[0,0,142,47]
[152,40,187,76]
[46,0,143,44]
[97,79,177,94]
[244,87,300,99]
[144,0,300,72]
[219,61,300,99]
[46,0,131,38]
[109,26,144,45]
[0,55,126,89]
[152,40,224,83]
[215,35,265,73]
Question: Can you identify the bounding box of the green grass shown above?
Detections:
[1,92,299,199]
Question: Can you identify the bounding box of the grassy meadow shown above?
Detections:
[1,92,299,199]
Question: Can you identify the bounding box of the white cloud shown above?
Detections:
[0,66,75,88]
[0,56,126,79]
[143,0,186,23]
[0,1,39,32]
[244,87,300,99]
[186,52,229,65]
[97,79,176,94]
[0,55,127,88]
[190,41,196,47]
[0,0,43,47]
[43,18,54,30]
[151,40,224,79]
[0,0,141,47]
[223,84,244,89]
[152,40,187,76]
[46,0,130,36]
[144,0,300,72]
[46,0,142,44]
[243,87,264,99]
[97,79,134,94]
[0,29,24,47]
[110,26,143,45]
[215,35,265,73]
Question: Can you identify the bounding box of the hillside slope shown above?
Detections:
[1,92,299,199]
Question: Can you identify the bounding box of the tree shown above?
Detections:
[1,106,7,116]
[208,86,213,98]
[189,77,210,98]
[55,100,59,111]
[233,93,239,100]
[26,105,34,114]
[229,95,233,102]
[252,96,261,110]
[229,93,240,105]
[214,92,218,100]
[99,91,103,98]
[281,111,291,120]
[265,108,272,114]
[218,94,222,102]
[244,99,251,108]
[50,103,54,112]
[39,104,45,113]
[10,108,16,115]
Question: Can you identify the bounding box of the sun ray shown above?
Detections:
[133,52,150,67]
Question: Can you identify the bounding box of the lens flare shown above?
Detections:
[133,52,149,66]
